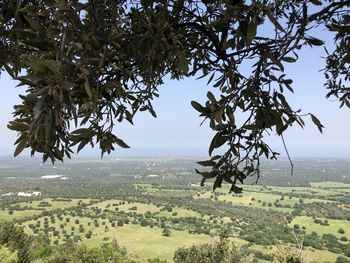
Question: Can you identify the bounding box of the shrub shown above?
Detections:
[340,236,348,242]
[336,256,350,263]
[162,228,171,237]
[338,228,345,234]
[174,238,250,263]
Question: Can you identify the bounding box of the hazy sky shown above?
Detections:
[1,28,350,159]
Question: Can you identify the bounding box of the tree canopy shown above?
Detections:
[1,0,350,192]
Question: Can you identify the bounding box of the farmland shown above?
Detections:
[1,157,350,262]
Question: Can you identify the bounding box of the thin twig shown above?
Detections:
[281,133,294,176]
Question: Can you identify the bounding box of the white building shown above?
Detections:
[146,174,159,178]
[18,192,32,197]
[17,191,41,197]
[40,175,63,179]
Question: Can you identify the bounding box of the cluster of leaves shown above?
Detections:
[323,3,350,107]
[1,0,349,191]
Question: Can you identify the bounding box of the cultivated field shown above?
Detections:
[1,157,350,262]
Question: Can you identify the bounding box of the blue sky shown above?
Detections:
[1,28,350,158]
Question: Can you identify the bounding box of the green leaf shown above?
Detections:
[177,51,189,74]
[191,101,204,113]
[7,121,29,132]
[209,133,228,156]
[197,160,216,167]
[223,175,234,184]
[26,59,59,74]
[22,38,55,51]
[71,128,92,137]
[15,75,42,86]
[84,75,92,98]
[310,0,322,5]
[213,175,223,191]
[149,107,157,118]
[125,110,134,125]
[45,113,55,142]
[246,23,257,43]
[266,11,285,33]
[282,57,297,63]
[77,140,88,153]
[310,114,324,133]
[4,64,16,78]
[115,138,130,148]
[229,185,243,194]
[195,169,202,175]
[307,37,324,46]
[213,77,225,88]
[23,15,42,32]
[200,177,206,187]
[207,91,216,103]
[203,171,218,179]
[214,109,223,125]
[207,73,215,85]
[214,135,228,148]
[14,139,27,157]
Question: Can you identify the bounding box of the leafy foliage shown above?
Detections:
[1,1,350,190]
[0,221,30,263]
[174,238,252,263]
[0,246,18,263]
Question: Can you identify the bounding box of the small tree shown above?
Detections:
[117,219,124,227]
[85,231,92,239]
[162,228,171,237]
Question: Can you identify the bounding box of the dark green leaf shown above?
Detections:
[197,160,216,167]
[4,64,16,78]
[307,37,324,46]
[213,175,223,191]
[84,75,92,99]
[14,139,27,157]
[22,38,55,51]
[191,101,204,113]
[310,114,324,133]
[77,140,88,153]
[177,51,189,74]
[229,185,243,194]
[282,57,297,63]
[115,138,130,148]
[23,15,42,32]
[207,91,216,103]
[246,23,257,43]
[7,121,29,132]
[266,11,285,32]
[310,0,322,6]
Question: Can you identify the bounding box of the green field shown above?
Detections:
[310,182,350,188]
[0,209,42,221]
[252,243,345,263]
[291,216,350,239]
[11,198,91,210]
[195,190,335,213]
[83,224,210,261]
[1,180,350,262]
